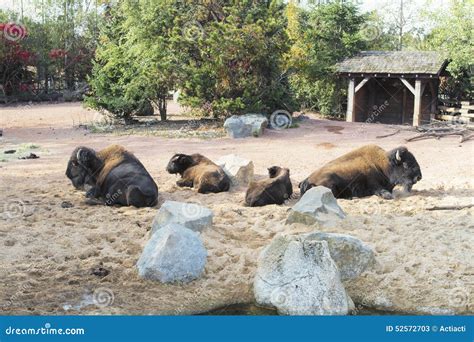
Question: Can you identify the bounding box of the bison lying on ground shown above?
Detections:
[66,145,158,207]
[245,166,293,207]
[299,145,422,199]
[166,153,230,193]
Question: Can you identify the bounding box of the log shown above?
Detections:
[427,204,474,211]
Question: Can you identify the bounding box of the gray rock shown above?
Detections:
[223,114,268,138]
[254,234,349,315]
[216,154,254,185]
[286,186,346,226]
[137,223,207,283]
[303,232,376,281]
[152,201,213,233]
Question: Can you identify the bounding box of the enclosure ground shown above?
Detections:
[0,103,473,315]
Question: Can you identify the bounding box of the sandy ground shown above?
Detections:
[0,102,473,315]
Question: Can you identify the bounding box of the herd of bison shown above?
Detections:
[65,144,422,207]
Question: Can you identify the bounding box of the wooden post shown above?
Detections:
[347,78,356,122]
[413,79,422,126]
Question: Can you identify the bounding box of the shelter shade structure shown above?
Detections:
[336,51,449,126]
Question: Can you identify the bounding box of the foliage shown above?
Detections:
[0,1,98,100]
[423,0,473,100]
[286,2,367,115]
[171,0,295,118]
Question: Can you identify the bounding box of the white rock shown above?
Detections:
[223,114,268,138]
[216,154,254,185]
[286,186,346,226]
[152,201,213,233]
[254,234,349,315]
[137,223,207,283]
[303,232,376,281]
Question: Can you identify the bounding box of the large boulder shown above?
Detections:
[303,232,376,281]
[254,234,350,315]
[286,186,345,226]
[216,154,254,186]
[152,201,213,233]
[223,114,268,138]
[137,223,207,283]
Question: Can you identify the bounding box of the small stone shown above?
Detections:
[223,114,268,138]
[254,234,349,315]
[151,201,213,233]
[216,154,254,185]
[286,186,345,226]
[303,232,376,281]
[61,201,74,208]
[137,223,207,283]
[91,267,110,278]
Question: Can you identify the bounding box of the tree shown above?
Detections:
[424,0,473,100]
[173,0,295,118]
[287,2,367,115]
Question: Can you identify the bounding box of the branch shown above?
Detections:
[376,129,401,139]
[426,204,474,211]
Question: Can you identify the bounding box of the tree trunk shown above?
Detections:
[158,95,167,121]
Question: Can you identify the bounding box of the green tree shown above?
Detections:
[424,0,473,100]
[174,0,295,117]
[287,2,367,115]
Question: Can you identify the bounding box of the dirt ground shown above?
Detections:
[0,102,473,315]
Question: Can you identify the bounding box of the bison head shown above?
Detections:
[166,154,194,175]
[388,146,422,192]
[268,166,289,178]
[65,147,102,189]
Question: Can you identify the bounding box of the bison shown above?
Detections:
[66,145,158,207]
[245,166,293,207]
[299,145,422,199]
[166,153,230,193]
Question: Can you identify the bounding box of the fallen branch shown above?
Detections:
[426,204,474,211]
[376,129,400,139]
[406,131,471,142]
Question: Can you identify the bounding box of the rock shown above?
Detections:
[303,232,376,281]
[137,223,207,283]
[216,154,254,185]
[254,234,349,315]
[223,114,268,138]
[152,201,213,233]
[61,201,74,209]
[91,266,110,278]
[286,186,345,226]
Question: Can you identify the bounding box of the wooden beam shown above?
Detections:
[400,78,415,95]
[355,77,371,93]
[413,79,423,126]
[346,78,356,122]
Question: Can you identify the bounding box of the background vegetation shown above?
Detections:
[1,0,472,121]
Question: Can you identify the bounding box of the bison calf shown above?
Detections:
[245,166,293,207]
[299,145,422,199]
[166,153,230,193]
[66,145,158,207]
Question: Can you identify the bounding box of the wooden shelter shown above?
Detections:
[336,51,449,126]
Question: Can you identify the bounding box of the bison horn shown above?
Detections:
[76,148,83,162]
[396,149,401,162]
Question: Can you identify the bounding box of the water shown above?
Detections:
[201,303,400,316]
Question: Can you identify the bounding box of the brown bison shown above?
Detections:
[299,145,422,199]
[66,145,158,207]
[166,153,230,193]
[245,166,293,207]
